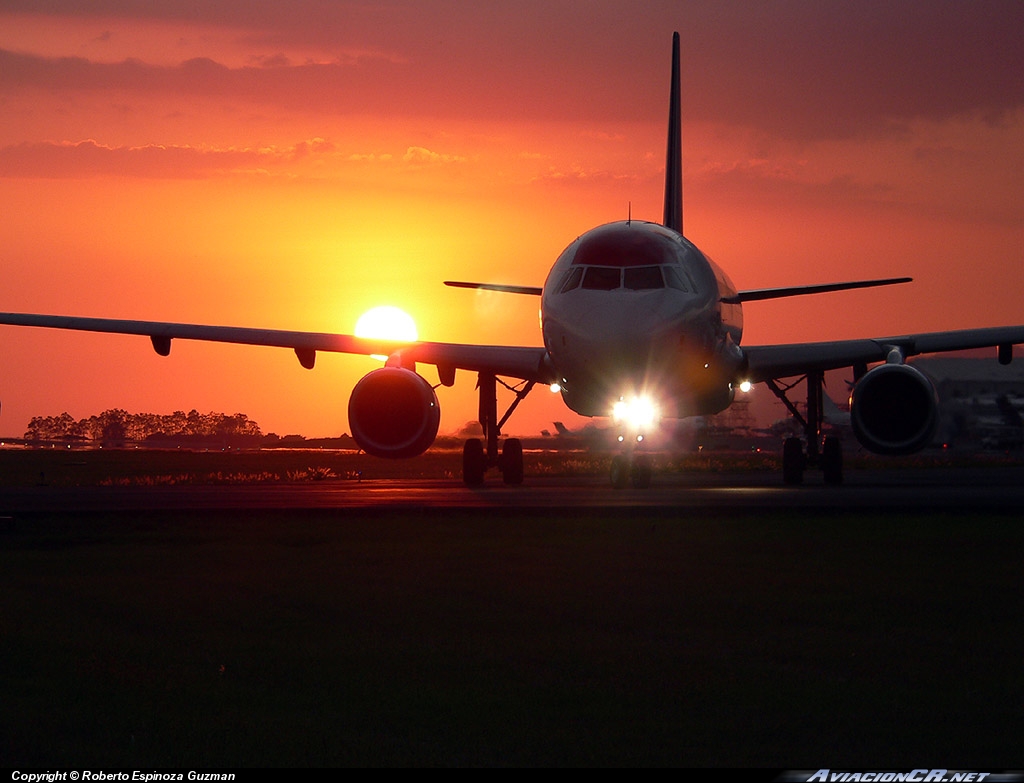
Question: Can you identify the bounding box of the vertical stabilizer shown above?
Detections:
[662,31,682,234]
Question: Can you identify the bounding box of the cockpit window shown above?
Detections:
[623,266,664,290]
[663,266,692,292]
[558,267,584,293]
[559,263,692,294]
[581,267,621,290]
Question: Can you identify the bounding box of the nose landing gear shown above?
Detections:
[610,452,653,489]
[609,422,654,489]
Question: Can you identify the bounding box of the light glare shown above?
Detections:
[611,395,658,429]
[354,305,418,342]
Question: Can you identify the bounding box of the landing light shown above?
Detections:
[549,383,561,393]
[739,380,752,393]
[612,395,658,429]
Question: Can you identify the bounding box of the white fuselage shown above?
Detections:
[541,220,745,420]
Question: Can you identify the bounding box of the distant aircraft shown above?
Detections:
[3,32,1024,487]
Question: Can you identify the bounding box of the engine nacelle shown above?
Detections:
[348,367,440,458]
[850,363,939,455]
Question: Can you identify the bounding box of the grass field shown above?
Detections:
[0,446,785,488]
[2,505,1022,767]
[3,444,1020,487]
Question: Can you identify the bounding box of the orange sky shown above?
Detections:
[1,1,1022,438]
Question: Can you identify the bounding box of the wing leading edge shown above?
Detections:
[743,325,1024,382]
[6,311,1024,389]
[0,312,554,384]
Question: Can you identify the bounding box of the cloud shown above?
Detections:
[1,2,1021,139]
[250,52,291,68]
[680,2,1024,139]
[0,48,385,111]
[289,137,335,159]
[0,138,335,178]
[697,158,804,183]
[402,146,466,166]
[530,164,642,189]
[347,152,393,163]
[694,159,895,214]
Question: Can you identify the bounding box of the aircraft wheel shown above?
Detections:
[462,438,486,486]
[630,454,652,489]
[501,438,524,485]
[822,435,843,485]
[610,455,630,489]
[782,437,804,485]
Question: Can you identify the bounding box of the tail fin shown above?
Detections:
[662,31,682,234]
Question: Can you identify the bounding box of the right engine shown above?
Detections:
[849,363,939,455]
[347,367,440,458]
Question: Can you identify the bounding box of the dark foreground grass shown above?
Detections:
[2,508,1022,767]
[4,446,1022,487]
[0,447,465,486]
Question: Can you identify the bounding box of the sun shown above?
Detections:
[354,305,419,342]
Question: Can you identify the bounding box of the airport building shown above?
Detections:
[914,357,1024,450]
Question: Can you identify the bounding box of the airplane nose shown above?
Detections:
[571,292,687,348]
[555,293,695,377]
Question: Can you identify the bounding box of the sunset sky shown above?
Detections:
[1,1,1022,438]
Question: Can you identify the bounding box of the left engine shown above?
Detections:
[849,363,939,455]
[347,367,440,458]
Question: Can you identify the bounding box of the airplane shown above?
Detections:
[3,31,1024,488]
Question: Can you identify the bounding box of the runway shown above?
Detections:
[5,461,1023,766]
[3,463,1023,513]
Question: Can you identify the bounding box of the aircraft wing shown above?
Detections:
[443,281,543,296]
[743,325,1024,382]
[0,312,554,383]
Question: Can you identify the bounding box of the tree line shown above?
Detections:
[24,409,264,446]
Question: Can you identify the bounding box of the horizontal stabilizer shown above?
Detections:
[444,281,543,296]
[723,277,912,304]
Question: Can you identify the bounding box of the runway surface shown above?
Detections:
[5,461,1023,766]
[3,463,1024,513]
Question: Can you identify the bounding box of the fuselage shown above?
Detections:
[541,220,745,420]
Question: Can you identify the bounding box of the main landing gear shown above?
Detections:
[765,370,844,486]
[462,373,534,486]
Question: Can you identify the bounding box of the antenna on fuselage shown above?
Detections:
[662,31,682,235]
[627,201,631,225]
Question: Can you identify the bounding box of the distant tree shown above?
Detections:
[186,409,204,436]
[25,412,75,441]
[23,408,263,446]
[99,409,128,447]
[24,416,47,441]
